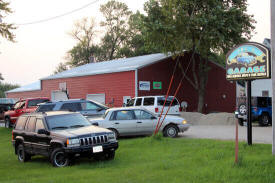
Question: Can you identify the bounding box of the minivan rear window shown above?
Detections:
[143,98,155,106]
[157,97,179,106]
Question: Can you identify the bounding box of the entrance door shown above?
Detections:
[86,94,105,104]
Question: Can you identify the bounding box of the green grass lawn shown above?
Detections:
[0,128,275,183]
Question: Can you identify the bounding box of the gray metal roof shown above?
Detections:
[7,53,170,93]
[6,81,41,93]
[42,53,169,80]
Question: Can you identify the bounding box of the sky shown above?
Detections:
[0,0,271,86]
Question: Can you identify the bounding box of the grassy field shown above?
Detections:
[0,128,275,183]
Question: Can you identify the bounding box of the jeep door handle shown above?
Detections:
[137,121,142,123]
[114,122,120,124]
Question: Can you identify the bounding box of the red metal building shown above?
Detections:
[6,53,236,113]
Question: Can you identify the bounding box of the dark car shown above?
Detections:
[12,111,118,167]
[36,99,108,119]
[4,97,50,128]
[237,97,272,126]
[0,98,16,120]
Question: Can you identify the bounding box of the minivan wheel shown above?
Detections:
[17,144,31,162]
[51,148,70,167]
[5,117,11,128]
[259,114,270,126]
[163,125,178,138]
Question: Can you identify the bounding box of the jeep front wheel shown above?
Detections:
[51,148,70,167]
[17,144,31,162]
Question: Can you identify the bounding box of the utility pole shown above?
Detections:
[271,0,275,155]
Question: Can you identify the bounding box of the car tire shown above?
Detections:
[238,103,247,115]
[94,151,115,161]
[17,144,31,162]
[163,124,178,138]
[5,117,11,128]
[259,113,270,126]
[108,128,119,139]
[238,119,244,126]
[50,148,70,167]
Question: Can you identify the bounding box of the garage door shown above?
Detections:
[86,94,105,104]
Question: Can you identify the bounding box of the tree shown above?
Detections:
[99,0,132,60]
[0,73,3,81]
[118,11,161,58]
[0,74,19,98]
[53,62,68,74]
[67,17,99,66]
[142,0,255,112]
[0,0,16,41]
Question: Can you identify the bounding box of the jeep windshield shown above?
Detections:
[46,113,91,130]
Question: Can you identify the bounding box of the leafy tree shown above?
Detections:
[0,75,19,98]
[118,11,161,58]
[66,17,99,66]
[0,83,19,98]
[142,0,255,112]
[53,62,68,74]
[0,0,16,41]
[0,73,3,81]
[99,0,132,60]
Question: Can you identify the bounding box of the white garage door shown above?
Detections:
[86,93,105,104]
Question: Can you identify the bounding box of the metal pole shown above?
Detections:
[235,112,239,163]
[271,0,275,155]
[247,80,252,145]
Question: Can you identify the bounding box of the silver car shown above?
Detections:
[89,107,190,138]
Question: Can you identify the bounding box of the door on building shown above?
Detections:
[86,94,105,104]
[51,90,68,102]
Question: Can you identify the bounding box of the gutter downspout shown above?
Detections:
[135,69,138,97]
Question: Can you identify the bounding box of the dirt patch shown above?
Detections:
[181,112,235,125]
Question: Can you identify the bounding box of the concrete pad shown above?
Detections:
[181,112,235,125]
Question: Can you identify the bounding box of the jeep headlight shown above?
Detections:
[182,120,187,125]
[107,133,116,142]
[67,138,80,147]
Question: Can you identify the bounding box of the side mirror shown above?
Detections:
[151,116,157,120]
[92,122,99,126]
[37,129,50,135]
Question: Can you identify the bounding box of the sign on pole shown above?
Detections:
[226,42,270,146]
[226,42,271,80]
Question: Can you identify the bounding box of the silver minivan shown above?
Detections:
[126,96,181,115]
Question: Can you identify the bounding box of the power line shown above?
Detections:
[16,0,101,26]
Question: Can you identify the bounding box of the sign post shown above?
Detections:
[247,80,252,145]
[226,42,270,146]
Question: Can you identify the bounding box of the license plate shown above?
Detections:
[93,146,103,153]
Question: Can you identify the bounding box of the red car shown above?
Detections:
[4,97,50,128]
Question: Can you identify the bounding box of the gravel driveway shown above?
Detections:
[180,125,273,144]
